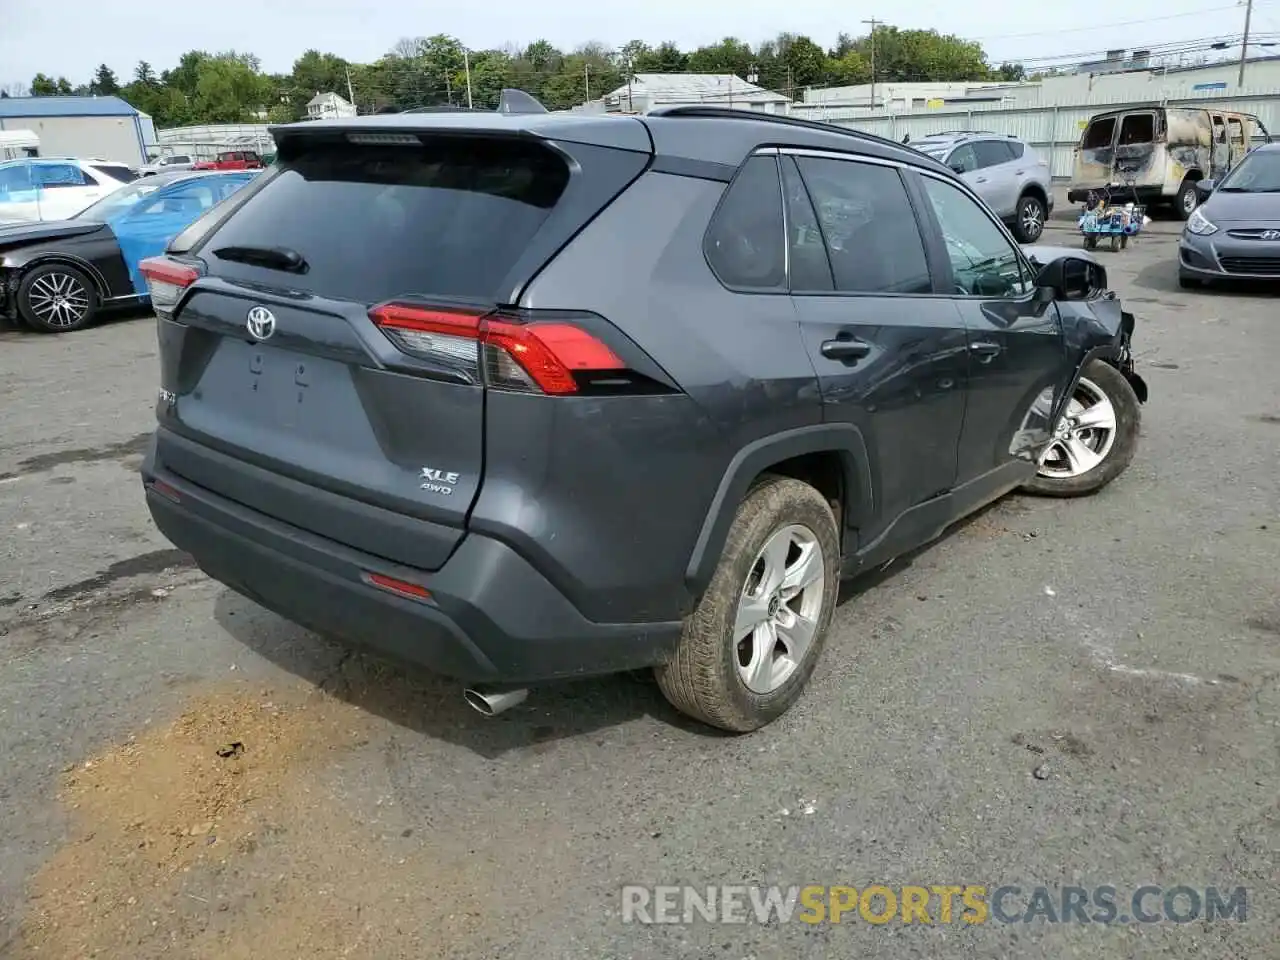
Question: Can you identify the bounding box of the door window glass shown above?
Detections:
[704,154,786,291]
[973,140,1014,168]
[780,156,833,292]
[1118,114,1155,145]
[1081,118,1115,150]
[0,163,32,194]
[795,156,932,295]
[946,144,978,173]
[32,163,86,188]
[1228,118,1246,148]
[921,176,1031,298]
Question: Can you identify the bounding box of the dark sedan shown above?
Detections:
[0,169,255,332]
[1179,142,1280,288]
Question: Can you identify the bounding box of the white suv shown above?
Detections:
[911,132,1055,242]
[0,158,139,223]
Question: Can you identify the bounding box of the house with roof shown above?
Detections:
[599,74,791,114]
[0,96,154,166]
[306,92,358,120]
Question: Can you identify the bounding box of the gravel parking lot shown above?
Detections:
[1,214,1278,959]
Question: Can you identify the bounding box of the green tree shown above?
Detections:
[290,49,350,114]
[191,53,271,122]
[995,61,1026,82]
[89,64,119,95]
[856,27,989,82]
[30,73,69,96]
[686,37,754,78]
[134,61,157,86]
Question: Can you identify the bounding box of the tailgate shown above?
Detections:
[149,126,650,571]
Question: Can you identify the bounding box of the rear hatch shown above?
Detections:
[146,122,651,571]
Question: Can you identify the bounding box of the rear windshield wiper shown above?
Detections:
[212,244,309,274]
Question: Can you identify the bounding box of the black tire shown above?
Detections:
[1012,193,1046,243]
[1083,235,1098,250]
[1110,234,1120,252]
[17,263,99,333]
[655,475,840,733]
[1175,179,1199,220]
[1021,359,1141,498]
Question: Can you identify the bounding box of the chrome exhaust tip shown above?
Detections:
[463,686,528,717]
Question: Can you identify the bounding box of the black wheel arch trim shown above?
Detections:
[15,253,110,300]
[684,423,874,595]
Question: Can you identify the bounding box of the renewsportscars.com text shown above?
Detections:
[621,884,1248,926]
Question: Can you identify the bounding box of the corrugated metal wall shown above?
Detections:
[824,88,1280,179]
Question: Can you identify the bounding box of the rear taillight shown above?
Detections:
[139,257,201,319]
[370,303,625,396]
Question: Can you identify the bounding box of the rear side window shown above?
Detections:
[704,154,785,291]
[203,139,572,303]
[1081,118,1115,150]
[781,156,833,292]
[973,140,1013,167]
[793,156,931,295]
[93,164,140,183]
[1007,141,1025,159]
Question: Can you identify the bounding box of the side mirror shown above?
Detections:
[1034,254,1105,301]
[1195,179,1216,201]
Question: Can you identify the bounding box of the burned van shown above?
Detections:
[1067,105,1272,219]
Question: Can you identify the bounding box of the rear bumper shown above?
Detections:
[1067,184,1164,205]
[141,436,682,685]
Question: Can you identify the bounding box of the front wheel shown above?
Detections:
[1013,194,1046,243]
[655,476,840,732]
[1021,359,1141,498]
[17,263,99,333]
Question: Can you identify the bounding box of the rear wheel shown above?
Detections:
[656,476,840,732]
[17,263,99,333]
[1175,179,1199,220]
[1021,360,1140,498]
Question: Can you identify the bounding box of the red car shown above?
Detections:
[192,150,264,171]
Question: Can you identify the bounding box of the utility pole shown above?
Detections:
[585,62,590,102]
[862,17,882,111]
[345,65,356,108]
[626,57,634,112]
[1239,0,1254,87]
[464,49,473,108]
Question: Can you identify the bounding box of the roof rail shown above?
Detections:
[646,105,914,152]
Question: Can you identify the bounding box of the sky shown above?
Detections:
[2,0,1275,90]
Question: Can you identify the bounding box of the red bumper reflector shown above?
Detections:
[364,572,432,602]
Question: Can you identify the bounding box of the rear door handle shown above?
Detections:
[969,341,1002,362]
[820,337,872,362]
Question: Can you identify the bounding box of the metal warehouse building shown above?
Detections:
[0,96,155,167]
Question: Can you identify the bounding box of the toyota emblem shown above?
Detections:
[246,306,276,341]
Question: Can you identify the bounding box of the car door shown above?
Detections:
[783,150,970,558]
[1210,113,1230,179]
[0,162,39,222]
[971,140,1019,217]
[912,171,1068,488]
[30,162,104,219]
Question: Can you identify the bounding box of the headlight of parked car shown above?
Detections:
[1186,207,1218,236]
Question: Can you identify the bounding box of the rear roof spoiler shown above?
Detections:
[376,90,550,116]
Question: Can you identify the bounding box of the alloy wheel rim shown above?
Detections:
[1021,200,1044,237]
[28,272,90,328]
[1182,190,1197,214]
[1037,376,1119,479]
[733,523,825,695]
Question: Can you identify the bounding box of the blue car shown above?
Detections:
[0,169,255,332]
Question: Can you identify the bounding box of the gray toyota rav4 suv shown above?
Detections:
[139,102,1148,732]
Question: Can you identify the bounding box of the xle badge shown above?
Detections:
[421,467,460,496]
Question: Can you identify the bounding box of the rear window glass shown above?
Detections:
[203,139,570,303]
[1007,141,1025,159]
[1081,118,1115,150]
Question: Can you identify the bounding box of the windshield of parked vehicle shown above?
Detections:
[1215,150,1280,192]
[71,178,167,220]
